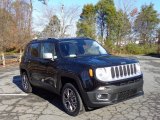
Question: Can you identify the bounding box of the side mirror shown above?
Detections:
[43,53,53,60]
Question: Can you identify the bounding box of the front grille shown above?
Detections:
[134,64,136,74]
[111,67,115,78]
[118,89,137,100]
[123,66,127,76]
[131,64,133,74]
[115,67,119,78]
[111,64,138,79]
[127,65,130,75]
[119,66,123,77]
[109,78,141,86]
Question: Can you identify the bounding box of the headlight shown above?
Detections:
[135,63,141,73]
[95,68,112,82]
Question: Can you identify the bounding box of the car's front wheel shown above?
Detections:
[62,83,84,116]
[21,72,32,93]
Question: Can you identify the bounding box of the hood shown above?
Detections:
[70,55,138,68]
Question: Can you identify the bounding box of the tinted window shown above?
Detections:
[59,39,107,57]
[41,42,57,59]
[30,43,40,58]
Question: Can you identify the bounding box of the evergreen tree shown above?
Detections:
[95,0,116,40]
[41,15,60,38]
[76,4,96,39]
[134,4,159,44]
[111,10,131,45]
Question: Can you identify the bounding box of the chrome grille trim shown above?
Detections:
[110,63,141,81]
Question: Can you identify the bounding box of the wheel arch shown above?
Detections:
[59,75,83,95]
[59,74,88,108]
[20,68,27,75]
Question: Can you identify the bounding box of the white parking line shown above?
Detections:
[0,93,28,96]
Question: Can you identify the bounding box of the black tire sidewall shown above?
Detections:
[22,72,32,93]
[62,83,83,116]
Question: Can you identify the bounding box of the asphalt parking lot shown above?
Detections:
[0,56,160,120]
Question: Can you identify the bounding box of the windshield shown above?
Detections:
[59,39,107,58]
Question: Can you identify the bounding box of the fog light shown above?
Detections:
[98,87,106,90]
[96,93,109,100]
[97,93,102,99]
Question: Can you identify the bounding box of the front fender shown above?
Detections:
[57,71,84,94]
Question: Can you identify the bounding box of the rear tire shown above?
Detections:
[61,83,84,116]
[21,72,32,93]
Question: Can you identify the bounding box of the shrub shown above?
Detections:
[125,43,144,54]
[104,40,118,54]
[104,41,158,55]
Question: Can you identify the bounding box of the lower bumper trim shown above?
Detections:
[85,78,144,108]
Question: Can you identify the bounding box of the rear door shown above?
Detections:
[27,42,47,86]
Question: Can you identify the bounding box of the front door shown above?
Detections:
[40,42,58,92]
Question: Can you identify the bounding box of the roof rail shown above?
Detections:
[33,38,45,41]
[29,38,44,43]
[30,39,38,42]
[57,37,91,40]
[46,38,57,40]
[47,37,57,40]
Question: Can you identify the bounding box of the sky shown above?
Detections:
[32,0,160,34]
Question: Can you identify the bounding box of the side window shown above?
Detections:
[41,43,57,59]
[30,43,40,58]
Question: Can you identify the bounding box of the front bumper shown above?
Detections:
[84,75,143,108]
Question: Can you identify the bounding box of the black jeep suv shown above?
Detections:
[20,37,143,116]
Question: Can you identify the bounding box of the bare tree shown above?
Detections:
[0,0,34,65]
[58,5,79,37]
[157,29,160,54]
[36,3,80,38]
[117,0,138,42]
[0,0,13,66]
[12,0,33,61]
[38,0,48,5]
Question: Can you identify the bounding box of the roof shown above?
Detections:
[29,37,92,44]
[57,37,91,41]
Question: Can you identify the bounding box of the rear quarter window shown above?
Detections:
[29,43,40,58]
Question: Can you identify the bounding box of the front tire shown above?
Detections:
[62,83,84,116]
[21,72,32,93]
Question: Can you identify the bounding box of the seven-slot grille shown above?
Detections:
[111,64,137,79]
